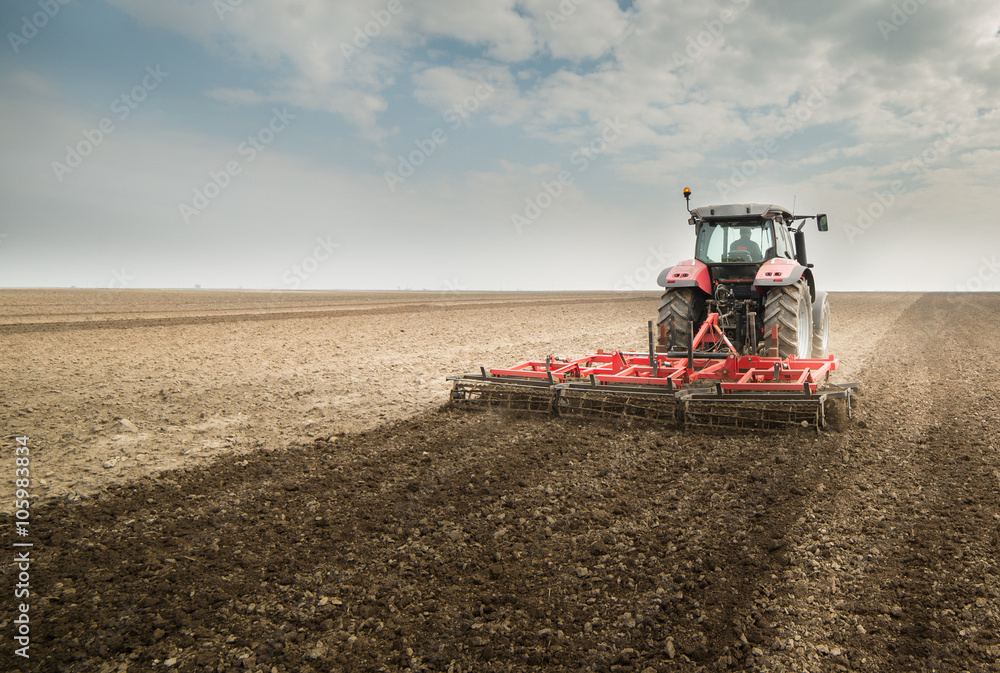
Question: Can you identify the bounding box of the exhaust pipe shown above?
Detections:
[794,230,808,267]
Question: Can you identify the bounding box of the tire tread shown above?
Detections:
[763,280,812,358]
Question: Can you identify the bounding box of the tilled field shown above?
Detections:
[0,290,661,507]
[1,291,999,673]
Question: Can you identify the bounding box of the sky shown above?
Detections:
[1,0,999,292]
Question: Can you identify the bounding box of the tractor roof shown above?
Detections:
[691,203,793,220]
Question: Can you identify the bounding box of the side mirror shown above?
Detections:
[817,214,829,232]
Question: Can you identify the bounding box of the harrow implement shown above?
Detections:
[449,313,857,430]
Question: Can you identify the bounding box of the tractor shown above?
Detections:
[656,188,831,360]
[448,188,854,430]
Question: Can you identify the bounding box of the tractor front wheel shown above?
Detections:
[763,280,813,359]
[811,291,831,357]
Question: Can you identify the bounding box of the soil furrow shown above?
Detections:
[750,293,1000,673]
[0,296,653,335]
[840,294,1000,672]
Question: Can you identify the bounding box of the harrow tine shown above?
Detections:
[448,377,558,415]
[557,384,678,424]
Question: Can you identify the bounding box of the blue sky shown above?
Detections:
[1,0,999,291]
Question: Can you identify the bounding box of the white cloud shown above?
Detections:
[408,0,537,62]
[206,87,264,106]
[3,69,61,99]
[410,61,519,127]
[520,0,633,61]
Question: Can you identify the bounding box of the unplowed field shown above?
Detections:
[1,290,998,673]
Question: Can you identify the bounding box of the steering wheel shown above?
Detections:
[724,251,752,262]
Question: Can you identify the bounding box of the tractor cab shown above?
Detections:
[690,204,795,267]
[689,205,796,301]
[695,219,795,265]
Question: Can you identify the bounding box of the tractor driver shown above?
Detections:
[730,227,762,261]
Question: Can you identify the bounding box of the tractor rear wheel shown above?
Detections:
[811,291,831,357]
[763,280,813,359]
[657,289,703,351]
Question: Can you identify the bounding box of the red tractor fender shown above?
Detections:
[754,258,809,293]
[658,259,712,295]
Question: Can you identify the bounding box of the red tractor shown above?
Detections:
[656,188,831,359]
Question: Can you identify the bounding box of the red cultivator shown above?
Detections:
[450,313,857,430]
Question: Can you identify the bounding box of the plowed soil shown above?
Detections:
[1,291,998,673]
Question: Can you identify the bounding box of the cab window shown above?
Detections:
[778,223,795,259]
[773,219,789,258]
[695,222,775,264]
